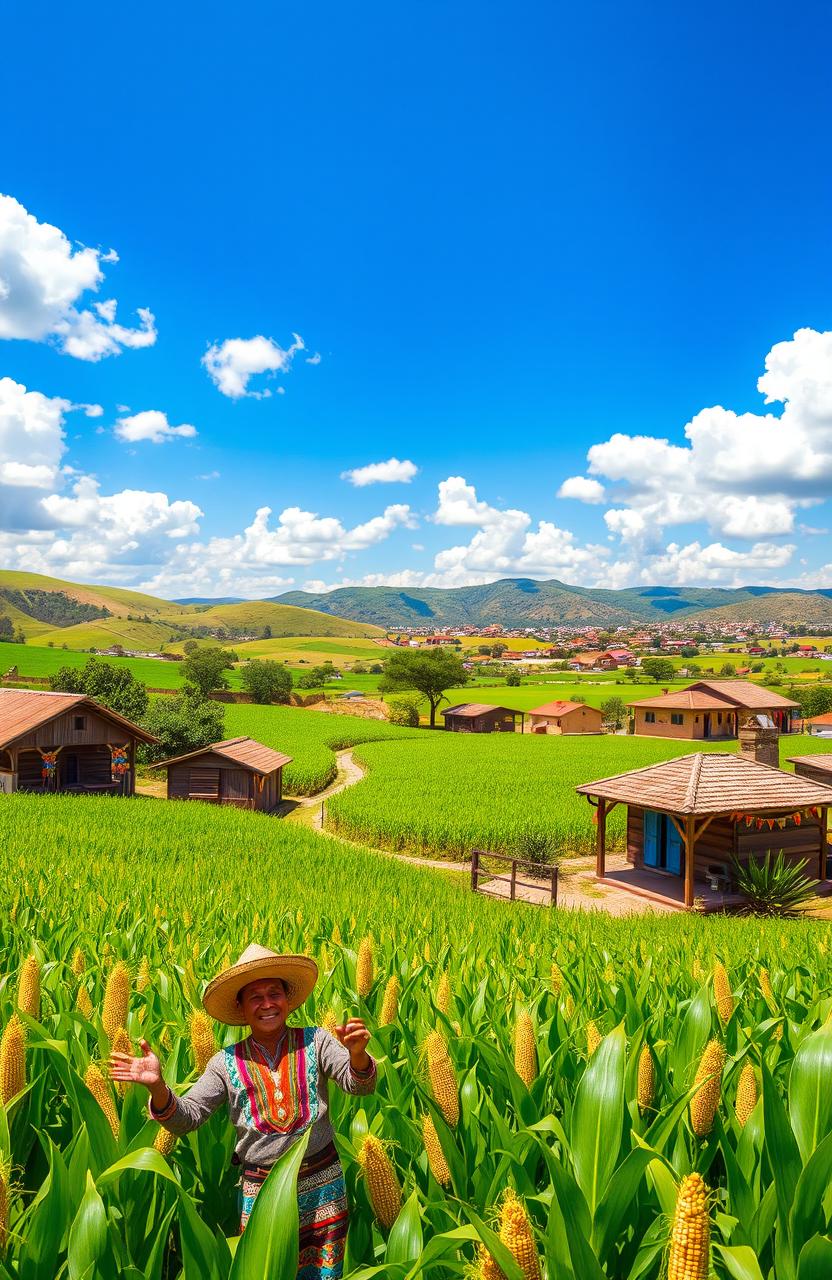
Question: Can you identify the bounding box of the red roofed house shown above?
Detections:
[628,680,798,741]
[0,688,157,796]
[528,701,603,735]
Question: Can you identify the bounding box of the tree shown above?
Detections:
[386,695,421,727]
[140,688,225,763]
[379,649,468,727]
[49,657,149,721]
[240,660,292,704]
[0,615,13,641]
[718,662,737,677]
[505,670,521,687]
[600,695,627,729]
[490,642,507,658]
[179,647,236,696]
[262,624,272,639]
[310,663,339,684]
[641,657,676,683]
[182,639,200,656]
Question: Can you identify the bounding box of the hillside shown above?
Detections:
[0,571,384,649]
[276,578,832,628]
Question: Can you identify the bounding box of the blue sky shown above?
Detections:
[2,1,832,599]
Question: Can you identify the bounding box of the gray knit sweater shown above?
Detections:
[151,1026,376,1168]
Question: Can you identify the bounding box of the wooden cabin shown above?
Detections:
[0,688,156,796]
[787,754,832,787]
[441,703,525,733]
[628,679,798,741]
[577,749,832,910]
[149,736,292,812]
[527,700,602,735]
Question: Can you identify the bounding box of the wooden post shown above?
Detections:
[510,859,517,901]
[684,814,696,909]
[596,799,607,879]
[551,864,558,906]
[820,807,828,882]
[128,738,135,796]
[470,849,479,893]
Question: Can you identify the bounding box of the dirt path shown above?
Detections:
[283,749,366,829]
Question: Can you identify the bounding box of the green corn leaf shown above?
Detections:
[385,1190,424,1265]
[713,1243,766,1280]
[788,1023,832,1164]
[67,1171,108,1280]
[229,1128,311,1280]
[569,1023,625,1217]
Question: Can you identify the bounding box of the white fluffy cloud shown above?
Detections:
[571,328,832,550]
[202,333,306,398]
[0,376,69,492]
[557,475,606,504]
[114,410,197,444]
[341,457,418,486]
[0,194,157,360]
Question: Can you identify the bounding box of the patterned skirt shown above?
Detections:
[240,1141,348,1279]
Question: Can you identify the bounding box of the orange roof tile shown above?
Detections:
[0,688,157,748]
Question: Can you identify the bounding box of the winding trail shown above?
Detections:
[284,745,670,913]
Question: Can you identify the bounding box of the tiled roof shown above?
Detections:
[628,690,731,710]
[786,755,832,774]
[441,703,520,717]
[0,688,158,749]
[808,712,832,726]
[529,701,592,716]
[691,680,798,710]
[149,736,292,773]
[576,752,832,814]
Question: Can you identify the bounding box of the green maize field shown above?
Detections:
[0,792,830,1277]
[325,732,832,859]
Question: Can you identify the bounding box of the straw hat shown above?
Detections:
[203,944,318,1025]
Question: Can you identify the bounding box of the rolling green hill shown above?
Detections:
[162,599,384,638]
[276,578,832,628]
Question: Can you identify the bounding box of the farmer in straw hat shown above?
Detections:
[109,944,376,1278]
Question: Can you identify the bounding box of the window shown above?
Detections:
[717,712,723,724]
[645,711,656,724]
[73,716,86,731]
[671,713,684,726]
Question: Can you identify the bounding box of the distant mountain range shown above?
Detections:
[274,579,832,629]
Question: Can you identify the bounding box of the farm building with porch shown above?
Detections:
[577,749,832,910]
[628,679,798,741]
[150,736,292,811]
[0,688,156,797]
[441,703,525,733]
[527,700,602,735]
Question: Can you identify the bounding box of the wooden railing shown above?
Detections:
[470,849,558,905]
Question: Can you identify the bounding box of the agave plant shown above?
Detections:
[731,849,819,916]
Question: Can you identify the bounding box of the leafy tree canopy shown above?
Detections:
[379,649,467,727]
[140,687,225,763]
[240,660,293,704]
[179,647,236,696]
[49,657,149,722]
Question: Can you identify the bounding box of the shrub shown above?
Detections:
[732,850,819,917]
[387,695,421,727]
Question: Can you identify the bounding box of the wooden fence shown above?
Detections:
[470,848,558,906]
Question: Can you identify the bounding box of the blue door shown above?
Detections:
[643,810,682,874]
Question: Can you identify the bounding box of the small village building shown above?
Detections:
[150,736,292,811]
[577,745,832,910]
[527,700,603,735]
[441,703,524,733]
[806,712,832,737]
[787,754,832,787]
[0,688,156,796]
[568,650,618,671]
[628,680,798,740]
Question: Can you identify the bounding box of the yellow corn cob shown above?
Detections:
[690,1039,725,1137]
[0,1157,9,1252]
[110,1027,132,1097]
[102,962,130,1039]
[691,955,703,983]
[422,1111,451,1185]
[84,1063,119,1137]
[379,975,400,1027]
[76,986,93,1019]
[189,1010,217,1073]
[477,1189,542,1280]
[436,971,452,1016]
[550,962,564,995]
[17,955,40,1019]
[514,1010,537,1088]
[667,1172,710,1280]
[563,993,575,1020]
[356,937,374,997]
[137,957,152,993]
[712,963,734,1027]
[183,909,193,928]
[637,1044,655,1114]
[357,1134,402,1229]
[332,923,342,945]
[71,948,85,976]
[586,1021,602,1057]
[603,961,615,985]
[759,968,774,1007]
[735,1063,757,1128]
[0,1015,26,1105]
[320,944,332,973]
[424,940,431,963]
[425,1030,459,1127]
[153,1126,176,1156]
[321,1007,339,1035]
[160,1025,172,1051]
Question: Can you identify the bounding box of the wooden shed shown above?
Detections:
[150,736,292,812]
[577,752,832,910]
[441,703,524,733]
[787,754,832,787]
[527,700,602,735]
[0,688,157,797]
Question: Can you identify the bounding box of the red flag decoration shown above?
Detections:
[592,809,599,825]
[794,812,802,826]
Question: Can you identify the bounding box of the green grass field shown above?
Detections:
[326,730,832,859]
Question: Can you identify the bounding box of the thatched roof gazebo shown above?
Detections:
[577,752,832,910]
